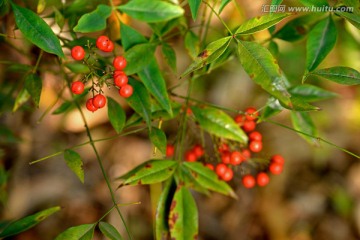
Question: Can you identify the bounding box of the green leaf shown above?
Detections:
[184,30,200,59]
[181,36,232,77]
[337,11,360,29]
[107,97,126,134]
[237,40,292,107]
[288,84,337,102]
[188,0,201,20]
[117,0,184,23]
[36,0,45,14]
[149,127,167,155]
[73,4,112,33]
[24,74,42,108]
[0,206,60,238]
[260,97,284,120]
[183,162,236,198]
[168,186,198,240]
[52,101,72,115]
[64,149,84,183]
[287,96,320,111]
[219,0,231,13]
[125,78,152,129]
[235,13,291,35]
[117,159,178,186]
[53,7,65,29]
[306,16,337,72]
[10,2,64,57]
[124,43,158,75]
[191,106,248,144]
[13,87,30,112]
[291,111,318,145]
[307,67,360,85]
[65,63,90,74]
[299,0,329,7]
[99,222,123,240]
[120,22,148,51]
[55,224,95,240]
[138,59,173,116]
[162,42,177,72]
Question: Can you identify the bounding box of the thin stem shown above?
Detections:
[32,50,44,73]
[203,1,233,35]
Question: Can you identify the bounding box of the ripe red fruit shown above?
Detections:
[119,84,133,98]
[249,131,262,141]
[93,94,106,108]
[71,81,84,94]
[242,120,256,132]
[271,154,285,165]
[249,140,262,153]
[215,163,228,178]
[256,172,270,187]
[230,151,244,165]
[269,163,283,175]
[221,151,231,164]
[86,98,98,112]
[205,163,214,171]
[96,35,110,51]
[192,144,204,158]
[166,144,175,157]
[221,168,233,182]
[242,149,251,159]
[242,175,256,189]
[218,143,229,153]
[245,107,258,121]
[113,70,124,79]
[185,150,197,162]
[234,114,245,125]
[114,74,128,88]
[103,40,114,52]
[71,46,85,61]
[113,56,127,70]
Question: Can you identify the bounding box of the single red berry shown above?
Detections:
[93,94,106,108]
[113,70,124,79]
[242,120,256,132]
[230,151,244,165]
[192,144,204,158]
[71,81,84,94]
[245,107,258,121]
[249,131,262,141]
[114,74,128,88]
[221,168,233,182]
[249,140,262,153]
[242,149,251,159]
[119,84,133,98]
[185,150,197,162]
[271,154,285,165]
[205,163,214,171]
[166,144,175,157]
[256,172,270,187]
[86,98,98,112]
[215,163,228,178]
[234,114,245,126]
[269,163,283,175]
[103,40,114,52]
[71,46,85,61]
[113,56,127,70]
[96,35,110,51]
[221,151,231,164]
[242,175,256,188]
[186,107,192,115]
[218,143,229,153]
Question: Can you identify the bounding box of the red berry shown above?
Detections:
[249,131,262,141]
[96,35,110,51]
[271,154,285,165]
[93,94,106,108]
[249,140,262,153]
[215,163,228,178]
[119,84,133,98]
[221,168,233,182]
[269,163,283,175]
[256,172,269,187]
[113,56,127,70]
[166,144,175,157]
[114,74,128,87]
[230,151,244,165]
[242,120,256,132]
[218,143,229,153]
[205,163,214,171]
[242,175,256,189]
[245,107,258,121]
[234,114,245,125]
[71,81,84,94]
[103,40,114,52]
[221,151,231,164]
[242,149,251,159]
[71,46,85,61]
[186,107,192,115]
[86,98,98,112]
[185,150,197,162]
[113,70,124,79]
[192,144,204,158]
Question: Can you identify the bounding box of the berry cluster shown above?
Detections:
[69,35,133,112]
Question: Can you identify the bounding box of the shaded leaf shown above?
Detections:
[74,4,112,33]
[53,7,65,29]
[124,43,158,75]
[286,96,320,111]
[260,97,284,120]
[13,87,30,112]
[64,149,84,183]
[107,97,126,134]
[219,0,231,13]
[179,164,210,195]
[188,0,201,20]
[184,30,200,59]
[162,42,177,72]
[291,111,318,145]
[307,67,360,85]
[191,106,248,144]
[120,22,148,51]
[24,74,42,108]
[288,84,337,102]
[299,0,329,7]
[149,127,167,155]
[65,63,90,74]
[99,222,123,240]
[337,11,360,29]
[55,224,95,240]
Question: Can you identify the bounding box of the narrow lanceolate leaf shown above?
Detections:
[117,0,184,23]
[183,162,236,198]
[55,224,95,240]
[307,67,360,85]
[65,63,90,74]
[219,0,231,13]
[299,0,329,7]
[289,84,337,102]
[237,40,292,107]
[138,59,173,116]
[235,13,291,35]
[162,42,177,72]
[117,160,178,186]
[188,0,201,20]
[10,3,64,57]
[306,16,337,72]
[291,111,318,145]
[179,164,210,195]
[181,36,232,77]
[107,97,126,134]
[168,186,198,240]
[149,127,167,155]
[124,43,158,75]
[99,222,123,240]
[0,206,61,238]
[191,106,248,144]
[120,22,148,51]
[184,30,200,59]
[53,7,65,29]
[24,74,42,108]
[13,87,30,112]
[73,4,112,33]
[337,11,360,29]
[64,149,84,183]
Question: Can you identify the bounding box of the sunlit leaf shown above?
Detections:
[188,0,201,20]
[64,149,84,183]
[291,111,318,145]
[299,0,329,7]
[74,4,112,33]
[288,84,338,102]
[65,63,90,74]
[307,67,360,85]
[219,0,231,13]
[55,224,95,240]
[13,87,30,112]
[337,11,360,29]
[149,127,167,155]
[99,222,123,240]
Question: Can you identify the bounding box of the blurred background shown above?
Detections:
[1,0,360,239]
